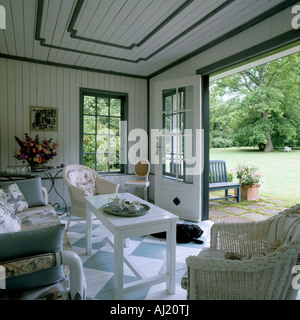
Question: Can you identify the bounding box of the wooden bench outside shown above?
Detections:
[209,160,241,203]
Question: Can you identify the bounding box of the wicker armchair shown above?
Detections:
[184,206,300,300]
[63,165,119,229]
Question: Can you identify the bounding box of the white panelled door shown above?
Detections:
[153,76,203,222]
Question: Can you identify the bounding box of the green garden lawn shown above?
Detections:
[210,147,300,206]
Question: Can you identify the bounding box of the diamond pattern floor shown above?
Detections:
[59,215,213,300]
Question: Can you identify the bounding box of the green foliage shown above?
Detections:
[227,171,234,182]
[83,95,121,172]
[210,52,300,151]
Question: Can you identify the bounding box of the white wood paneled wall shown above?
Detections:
[0,58,147,207]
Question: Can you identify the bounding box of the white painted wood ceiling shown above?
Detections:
[0,0,293,78]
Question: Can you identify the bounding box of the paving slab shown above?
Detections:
[259,202,276,207]
[261,208,281,215]
[214,216,249,223]
[244,204,263,210]
[209,208,229,218]
[242,212,270,221]
[209,201,223,207]
[223,207,247,214]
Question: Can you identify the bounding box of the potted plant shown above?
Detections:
[233,162,263,201]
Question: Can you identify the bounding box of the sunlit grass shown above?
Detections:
[210,147,300,206]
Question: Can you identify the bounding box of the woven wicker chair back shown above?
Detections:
[135,161,149,177]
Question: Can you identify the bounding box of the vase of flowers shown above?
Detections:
[14,134,58,169]
[233,162,263,201]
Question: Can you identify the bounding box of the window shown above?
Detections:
[80,89,127,173]
[162,86,194,183]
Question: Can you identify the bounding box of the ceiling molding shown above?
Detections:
[67,0,195,50]
[35,0,235,64]
[2,0,298,79]
[0,53,148,80]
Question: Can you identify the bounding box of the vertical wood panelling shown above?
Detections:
[7,60,16,165]
[0,58,147,206]
[22,62,30,134]
[0,59,8,169]
[15,61,23,137]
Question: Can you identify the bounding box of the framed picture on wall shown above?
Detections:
[30,106,58,131]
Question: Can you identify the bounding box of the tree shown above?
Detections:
[210,52,300,151]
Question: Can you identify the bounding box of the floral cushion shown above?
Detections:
[0,258,72,300]
[17,204,61,230]
[3,253,57,278]
[0,203,21,233]
[67,169,96,195]
[0,276,72,300]
[0,189,82,300]
[0,184,28,213]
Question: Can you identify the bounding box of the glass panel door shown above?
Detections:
[154,76,202,222]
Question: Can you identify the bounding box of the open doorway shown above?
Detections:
[207,47,300,221]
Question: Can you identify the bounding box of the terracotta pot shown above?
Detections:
[239,184,260,201]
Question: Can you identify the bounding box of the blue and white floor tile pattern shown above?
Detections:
[59,215,213,300]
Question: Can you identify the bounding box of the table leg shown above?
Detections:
[166,221,176,294]
[86,205,92,255]
[114,230,124,300]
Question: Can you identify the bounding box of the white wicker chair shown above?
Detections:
[63,164,119,230]
[184,206,300,300]
[125,159,150,200]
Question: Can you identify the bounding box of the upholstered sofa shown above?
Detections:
[0,178,86,300]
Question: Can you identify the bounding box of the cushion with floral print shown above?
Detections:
[0,184,28,213]
[0,203,21,232]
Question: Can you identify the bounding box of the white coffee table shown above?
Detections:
[85,193,178,300]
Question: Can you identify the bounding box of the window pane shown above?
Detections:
[163,95,172,112]
[110,162,120,172]
[84,116,96,134]
[108,153,120,172]
[163,158,172,175]
[97,135,108,153]
[83,135,95,153]
[97,97,109,115]
[179,86,193,110]
[84,96,96,114]
[110,136,120,154]
[83,153,96,170]
[97,154,108,172]
[110,99,121,116]
[82,91,125,173]
[179,112,185,133]
[178,90,184,110]
[177,158,184,178]
[163,113,177,132]
[163,135,172,154]
[163,89,176,111]
[97,116,109,134]
[110,117,120,135]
